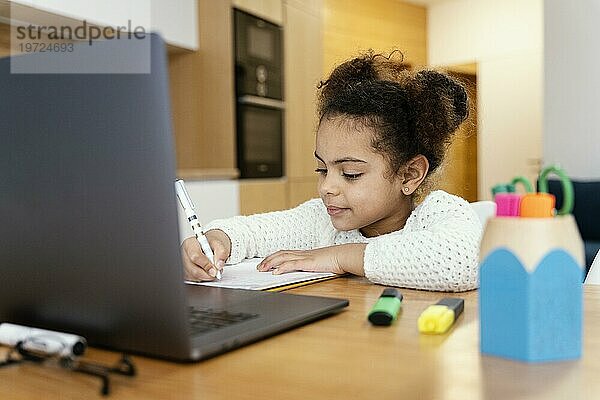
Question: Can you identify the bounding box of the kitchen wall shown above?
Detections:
[428,0,543,199]
[323,0,427,70]
[544,0,600,180]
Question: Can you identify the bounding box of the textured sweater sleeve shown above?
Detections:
[363,191,483,292]
[203,199,334,264]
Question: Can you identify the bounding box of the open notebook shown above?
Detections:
[186,258,337,291]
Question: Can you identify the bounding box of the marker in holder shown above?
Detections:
[491,183,515,197]
[492,176,534,217]
[520,192,555,218]
[495,193,521,217]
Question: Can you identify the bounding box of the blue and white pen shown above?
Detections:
[175,179,221,280]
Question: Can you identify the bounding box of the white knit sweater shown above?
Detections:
[203,190,483,292]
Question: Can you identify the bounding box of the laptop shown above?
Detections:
[0,34,348,361]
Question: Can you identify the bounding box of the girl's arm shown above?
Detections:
[257,243,367,275]
[363,196,482,292]
[258,192,482,292]
[203,199,335,264]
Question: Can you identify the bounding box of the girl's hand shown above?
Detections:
[257,244,366,275]
[180,229,232,281]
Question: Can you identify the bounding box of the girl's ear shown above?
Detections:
[401,155,429,195]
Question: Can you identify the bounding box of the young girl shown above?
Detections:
[181,51,482,292]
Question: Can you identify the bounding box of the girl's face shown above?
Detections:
[315,117,412,237]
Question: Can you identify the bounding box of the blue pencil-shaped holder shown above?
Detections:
[479,215,584,362]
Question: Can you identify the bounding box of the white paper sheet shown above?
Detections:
[185,257,335,290]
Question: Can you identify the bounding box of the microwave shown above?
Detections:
[234,9,283,100]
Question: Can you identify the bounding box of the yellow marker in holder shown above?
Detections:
[418,298,464,334]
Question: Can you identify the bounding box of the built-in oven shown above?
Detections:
[234,9,284,178]
[236,96,284,178]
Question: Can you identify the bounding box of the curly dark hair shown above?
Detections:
[317,50,469,178]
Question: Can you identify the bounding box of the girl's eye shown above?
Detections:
[343,173,363,180]
[314,168,327,175]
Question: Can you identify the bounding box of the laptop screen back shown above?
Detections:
[0,35,193,358]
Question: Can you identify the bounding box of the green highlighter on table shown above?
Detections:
[368,288,403,326]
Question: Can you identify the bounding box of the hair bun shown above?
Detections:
[411,70,469,134]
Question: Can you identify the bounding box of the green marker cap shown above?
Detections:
[491,183,515,197]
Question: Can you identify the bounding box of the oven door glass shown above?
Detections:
[237,104,283,178]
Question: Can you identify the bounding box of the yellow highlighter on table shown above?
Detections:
[418,298,464,334]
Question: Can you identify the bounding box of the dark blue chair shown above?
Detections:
[546,179,600,276]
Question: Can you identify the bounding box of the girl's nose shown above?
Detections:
[319,174,341,197]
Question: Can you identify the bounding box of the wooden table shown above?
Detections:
[2,277,599,399]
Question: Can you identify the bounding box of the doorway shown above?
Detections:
[436,63,478,202]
